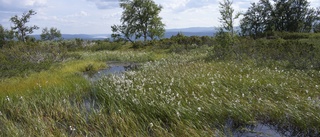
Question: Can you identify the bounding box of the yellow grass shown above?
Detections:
[0,60,106,96]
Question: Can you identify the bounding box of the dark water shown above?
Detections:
[85,62,132,82]
[232,123,282,137]
[90,65,125,81]
[221,118,283,137]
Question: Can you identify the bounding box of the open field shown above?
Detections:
[0,37,320,136]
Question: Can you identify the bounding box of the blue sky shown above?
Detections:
[0,0,319,34]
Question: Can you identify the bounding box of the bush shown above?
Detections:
[283,41,320,69]
[0,41,70,78]
[208,36,320,70]
[275,32,310,40]
[208,31,235,60]
[88,41,122,51]
[245,38,320,70]
[153,34,215,51]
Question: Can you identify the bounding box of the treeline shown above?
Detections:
[240,0,320,38]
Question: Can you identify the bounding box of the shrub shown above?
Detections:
[275,32,310,40]
[0,41,70,78]
[88,41,122,51]
[208,31,235,60]
[243,38,320,70]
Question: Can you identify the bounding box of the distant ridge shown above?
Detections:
[166,27,215,33]
[31,27,217,40]
[31,34,110,40]
[165,27,216,37]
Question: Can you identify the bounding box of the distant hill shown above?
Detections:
[165,27,216,37]
[31,34,110,40]
[31,27,218,40]
[166,27,216,33]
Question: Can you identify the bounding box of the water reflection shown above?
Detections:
[85,62,134,82]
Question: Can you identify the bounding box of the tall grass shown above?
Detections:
[0,60,105,97]
[78,50,165,63]
[93,57,320,136]
[0,48,319,136]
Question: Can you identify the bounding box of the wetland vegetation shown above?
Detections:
[0,33,320,136]
[1,0,320,136]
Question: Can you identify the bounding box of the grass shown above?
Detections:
[78,50,166,62]
[94,57,320,136]
[0,59,106,97]
[0,46,319,136]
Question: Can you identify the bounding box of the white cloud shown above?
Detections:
[87,0,119,9]
[160,4,218,29]
[24,0,47,6]
[158,0,190,10]
[80,11,89,16]
[66,11,89,18]
[101,11,121,19]
[0,0,47,11]
[51,16,76,23]
[309,0,320,8]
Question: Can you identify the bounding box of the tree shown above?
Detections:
[214,0,241,60]
[0,25,7,48]
[10,10,39,42]
[0,25,14,47]
[111,0,165,43]
[241,0,320,36]
[272,0,314,32]
[240,0,273,38]
[219,0,239,37]
[314,21,320,33]
[41,27,62,41]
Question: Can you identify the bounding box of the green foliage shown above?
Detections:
[209,31,233,60]
[240,0,273,38]
[111,0,165,43]
[273,0,318,32]
[10,10,39,42]
[0,25,14,48]
[87,41,122,51]
[1,42,320,136]
[40,27,62,41]
[206,29,320,70]
[314,22,320,33]
[263,40,319,69]
[0,42,69,78]
[241,0,320,37]
[216,0,240,60]
[219,0,240,36]
[274,32,310,39]
[152,33,214,53]
[59,39,92,51]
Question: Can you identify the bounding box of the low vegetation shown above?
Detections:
[0,33,320,136]
[0,0,320,135]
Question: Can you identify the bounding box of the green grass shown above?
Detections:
[0,59,106,97]
[94,57,320,136]
[0,46,319,136]
[77,50,166,62]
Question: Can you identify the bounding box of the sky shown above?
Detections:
[0,0,319,34]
